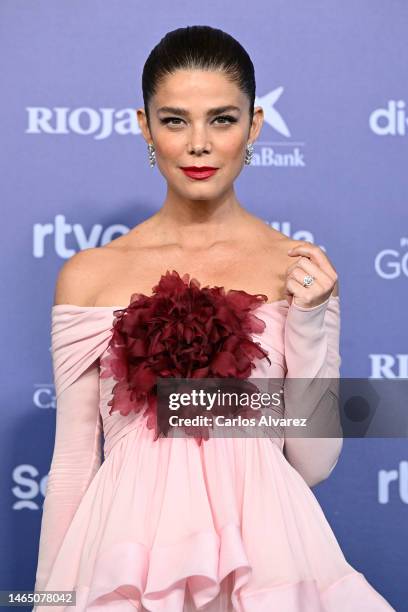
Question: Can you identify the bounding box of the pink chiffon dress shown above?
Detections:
[33,294,395,611]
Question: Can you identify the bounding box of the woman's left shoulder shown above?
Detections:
[261,227,297,261]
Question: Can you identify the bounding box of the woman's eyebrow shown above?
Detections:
[157,105,241,116]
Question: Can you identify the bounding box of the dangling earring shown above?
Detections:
[147,143,156,167]
[244,142,254,165]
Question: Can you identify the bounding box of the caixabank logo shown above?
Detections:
[25,87,305,168]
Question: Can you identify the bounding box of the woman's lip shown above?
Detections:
[181,168,218,180]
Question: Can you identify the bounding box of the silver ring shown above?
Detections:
[303,274,314,287]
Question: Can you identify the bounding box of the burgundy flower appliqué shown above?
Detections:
[100,270,271,444]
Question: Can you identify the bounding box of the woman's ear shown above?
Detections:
[136,107,152,143]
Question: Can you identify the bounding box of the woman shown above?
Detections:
[34,25,395,611]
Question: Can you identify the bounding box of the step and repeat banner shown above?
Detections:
[1,2,406,610]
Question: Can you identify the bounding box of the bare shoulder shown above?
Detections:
[53,247,118,306]
[260,225,298,261]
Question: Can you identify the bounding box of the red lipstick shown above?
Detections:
[180,166,219,180]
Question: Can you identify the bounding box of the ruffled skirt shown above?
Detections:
[35,425,394,611]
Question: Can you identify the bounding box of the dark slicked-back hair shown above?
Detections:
[142,25,256,130]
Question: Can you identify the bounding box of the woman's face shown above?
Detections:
[137,69,263,200]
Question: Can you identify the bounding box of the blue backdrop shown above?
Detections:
[1,2,407,610]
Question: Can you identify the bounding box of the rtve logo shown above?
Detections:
[33,215,318,258]
[25,87,305,167]
[369,100,408,136]
[378,461,408,504]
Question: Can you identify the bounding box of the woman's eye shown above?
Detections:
[160,115,237,127]
[161,118,183,126]
[214,115,237,124]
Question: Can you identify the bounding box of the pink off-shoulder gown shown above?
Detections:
[33,295,395,611]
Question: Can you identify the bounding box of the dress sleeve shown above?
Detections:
[282,295,343,487]
[34,307,110,592]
